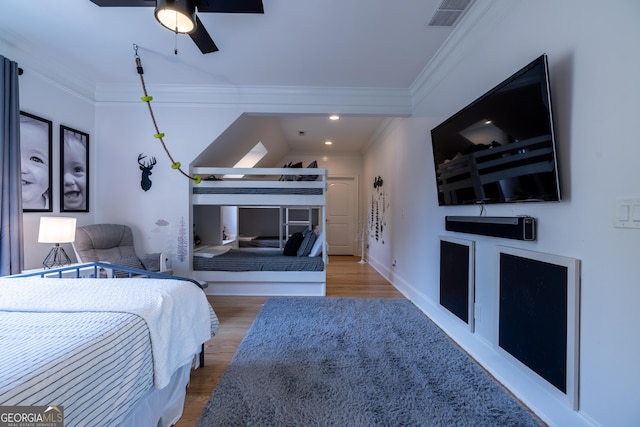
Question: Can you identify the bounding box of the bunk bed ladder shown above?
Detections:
[282,207,313,238]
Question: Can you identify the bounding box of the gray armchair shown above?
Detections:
[72,224,171,273]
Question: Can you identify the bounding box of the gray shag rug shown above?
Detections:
[197,297,542,426]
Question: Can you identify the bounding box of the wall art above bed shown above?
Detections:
[20,111,53,212]
[60,125,89,212]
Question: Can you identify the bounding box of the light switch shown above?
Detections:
[617,204,630,221]
[615,198,640,229]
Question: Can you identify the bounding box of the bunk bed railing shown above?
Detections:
[191,167,327,206]
[192,167,327,184]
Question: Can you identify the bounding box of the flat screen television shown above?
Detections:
[430,54,561,206]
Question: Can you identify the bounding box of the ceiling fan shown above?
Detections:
[88,0,264,54]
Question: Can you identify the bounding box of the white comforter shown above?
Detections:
[0,277,215,389]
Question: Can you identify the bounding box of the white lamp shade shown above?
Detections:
[38,217,77,244]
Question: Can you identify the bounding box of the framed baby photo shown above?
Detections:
[60,125,90,212]
[20,111,53,212]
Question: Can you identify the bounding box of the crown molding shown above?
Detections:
[1,27,411,116]
[94,82,413,116]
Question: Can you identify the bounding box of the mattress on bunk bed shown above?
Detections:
[238,236,282,248]
[0,277,218,426]
[193,187,322,195]
[193,247,324,271]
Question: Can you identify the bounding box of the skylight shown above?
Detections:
[224,141,268,178]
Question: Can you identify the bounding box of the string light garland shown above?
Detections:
[133,44,202,184]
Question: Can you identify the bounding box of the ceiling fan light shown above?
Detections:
[155,0,196,33]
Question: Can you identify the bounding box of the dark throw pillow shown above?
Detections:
[297,230,317,257]
[283,232,305,256]
[284,161,303,181]
[300,160,319,181]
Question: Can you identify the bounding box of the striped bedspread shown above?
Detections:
[193,248,324,272]
[0,311,153,426]
[0,277,218,426]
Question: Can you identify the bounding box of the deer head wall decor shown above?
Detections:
[138,153,156,192]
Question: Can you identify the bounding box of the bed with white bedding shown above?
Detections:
[0,264,218,427]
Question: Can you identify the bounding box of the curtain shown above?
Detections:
[0,55,24,275]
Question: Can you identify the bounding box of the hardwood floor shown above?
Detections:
[175,256,404,426]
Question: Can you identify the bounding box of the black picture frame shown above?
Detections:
[20,111,53,212]
[60,125,89,212]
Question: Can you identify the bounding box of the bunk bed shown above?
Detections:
[191,166,327,296]
[0,263,218,427]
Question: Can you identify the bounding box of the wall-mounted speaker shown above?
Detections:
[445,216,536,241]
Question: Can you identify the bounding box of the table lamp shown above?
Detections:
[38,217,76,269]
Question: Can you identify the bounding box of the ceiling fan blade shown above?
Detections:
[89,0,154,6]
[189,15,219,53]
[194,0,264,14]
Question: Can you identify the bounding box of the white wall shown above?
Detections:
[18,71,96,269]
[364,1,640,426]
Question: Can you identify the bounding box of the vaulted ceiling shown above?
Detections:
[0,0,476,156]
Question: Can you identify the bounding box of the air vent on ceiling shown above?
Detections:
[428,0,473,26]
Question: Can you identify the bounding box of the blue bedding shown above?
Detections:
[193,248,324,272]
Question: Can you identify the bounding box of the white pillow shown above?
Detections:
[308,232,324,257]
